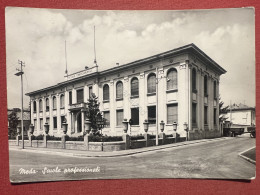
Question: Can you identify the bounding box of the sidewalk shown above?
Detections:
[9,137,230,158]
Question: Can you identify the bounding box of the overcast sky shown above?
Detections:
[6,7,255,108]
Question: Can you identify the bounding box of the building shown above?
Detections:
[222,103,255,131]
[26,44,226,139]
[8,108,31,135]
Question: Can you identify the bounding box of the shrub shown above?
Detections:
[46,135,61,141]
[89,135,123,142]
[31,134,44,140]
[166,134,173,138]
[149,135,156,139]
[130,135,144,140]
[65,135,84,141]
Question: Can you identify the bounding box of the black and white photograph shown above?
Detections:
[6,7,255,183]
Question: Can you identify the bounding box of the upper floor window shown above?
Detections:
[167,68,178,90]
[77,89,84,103]
[60,94,65,108]
[39,99,43,112]
[192,68,197,92]
[69,91,72,105]
[53,96,57,110]
[46,98,49,111]
[33,101,36,113]
[116,81,123,100]
[131,77,139,96]
[103,84,110,101]
[147,73,156,94]
[214,80,217,99]
[204,75,208,96]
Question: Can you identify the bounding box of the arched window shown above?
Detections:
[39,99,43,112]
[60,94,65,108]
[33,101,36,113]
[214,80,217,98]
[53,96,57,110]
[167,68,178,90]
[46,98,49,111]
[147,73,156,94]
[103,84,110,101]
[204,75,208,96]
[192,68,197,92]
[116,81,123,99]
[131,77,139,96]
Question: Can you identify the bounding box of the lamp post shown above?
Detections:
[173,122,177,143]
[122,119,129,133]
[183,122,189,141]
[143,119,149,133]
[160,120,165,132]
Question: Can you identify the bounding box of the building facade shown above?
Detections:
[26,44,226,139]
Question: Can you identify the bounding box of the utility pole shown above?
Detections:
[15,60,25,149]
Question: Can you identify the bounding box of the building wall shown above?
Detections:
[29,52,222,138]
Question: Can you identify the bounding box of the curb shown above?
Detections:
[238,147,256,165]
[9,137,230,158]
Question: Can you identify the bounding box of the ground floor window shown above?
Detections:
[34,119,37,129]
[116,110,124,127]
[61,116,65,128]
[167,104,178,124]
[40,118,43,130]
[53,116,57,129]
[103,111,110,127]
[131,107,139,125]
[192,103,197,126]
[204,106,208,124]
[214,108,217,125]
[148,106,156,124]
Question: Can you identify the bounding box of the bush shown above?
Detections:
[65,135,84,141]
[46,135,61,141]
[130,135,144,140]
[31,134,44,140]
[89,135,123,142]
[149,135,156,139]
[166,134,173,138]
[8,135,17,140]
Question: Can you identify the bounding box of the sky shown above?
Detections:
[5,7,255,108]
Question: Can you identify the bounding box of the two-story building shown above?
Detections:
[26,43,226,139]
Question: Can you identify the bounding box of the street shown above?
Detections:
[9,136,255,183]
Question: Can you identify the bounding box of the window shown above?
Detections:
[192,103,197,125]
[192,68,197,92]
[131,108,139,125]
[204,75,208,96]
[34,119,37,128]
[39,99,43,112]
[131,77,139,96]
[116,81,123,100]
[116,110,124,126]
[69,91,72,105]
[61,116,65,128]
[89,86,93,99]
[167,104,178,124]
[40,118,43,130]
[103,84,110,101]
[46,117,50,124]
[148,106,156,124]
[60,94,65,108]
[147,73,156,94]
[214,108,217,125]
[33,101,36,113]
[77,89,84,103]
[167,69,178,90]
[53,96,57,110]
[103,111,110,127]
[53,117,57,129]
[204,106,208,124]
[214,81,217,99]
[46,98,49,111]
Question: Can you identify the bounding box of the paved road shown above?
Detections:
[9,136,255,183]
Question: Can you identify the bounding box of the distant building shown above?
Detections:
[26,44,226,140]
[8,108,31,135]
[223,103,255,131]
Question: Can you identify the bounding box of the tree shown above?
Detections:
[8,110,19,137]
[219,97,229,123]
[86,93,104,135]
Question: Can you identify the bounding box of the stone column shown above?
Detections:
[84,134,89,150]
[122,133,130,150]
[61,134,66,149]
[43,134,47,148]
[81,110,85,135]
[159,132,166,145]
[144,133,150,147]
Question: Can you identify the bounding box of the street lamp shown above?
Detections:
[183,122,189,141]
[122,119,129,133]
[160,120,165,132]
[143,119,149,133]
[173,122,177,143]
